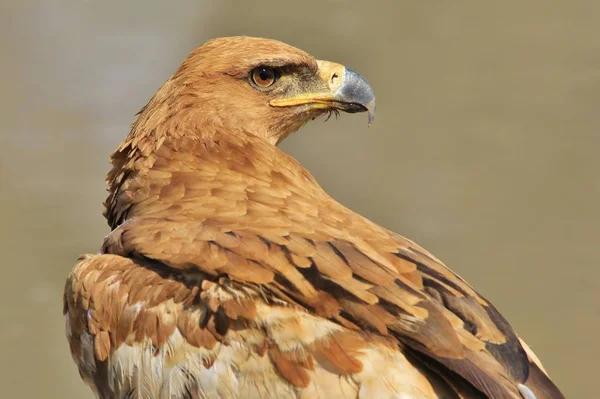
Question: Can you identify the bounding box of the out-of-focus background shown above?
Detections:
[1,1,598,397]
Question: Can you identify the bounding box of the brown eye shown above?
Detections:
[251,66,278,88]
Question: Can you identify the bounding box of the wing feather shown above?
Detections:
[93,133,565,398]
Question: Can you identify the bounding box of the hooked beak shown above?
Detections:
[270,60,376,125]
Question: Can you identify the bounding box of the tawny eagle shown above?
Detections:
[64,37,564,399]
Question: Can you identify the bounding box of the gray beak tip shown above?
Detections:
[338,68,376,126]
[366,100,376,126]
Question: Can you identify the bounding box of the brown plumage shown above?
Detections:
[64,36,564,398]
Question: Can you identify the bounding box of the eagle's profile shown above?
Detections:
[64,37,564,398]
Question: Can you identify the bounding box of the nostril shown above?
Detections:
[331,72,339,84]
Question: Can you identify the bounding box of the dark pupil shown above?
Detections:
[259,69,271,81]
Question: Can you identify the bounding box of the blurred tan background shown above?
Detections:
[1,1,598,397]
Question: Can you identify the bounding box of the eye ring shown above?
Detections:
[250,66,278,88]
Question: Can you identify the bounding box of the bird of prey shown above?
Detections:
[64,37,564,399]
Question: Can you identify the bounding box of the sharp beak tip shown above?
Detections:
[335,67,376,126]
[366,101,376,126]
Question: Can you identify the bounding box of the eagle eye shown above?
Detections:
[250,66,278,88]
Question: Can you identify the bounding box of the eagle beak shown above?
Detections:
[270,60,376,126]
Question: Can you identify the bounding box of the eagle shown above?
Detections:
[64,36,565,399]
